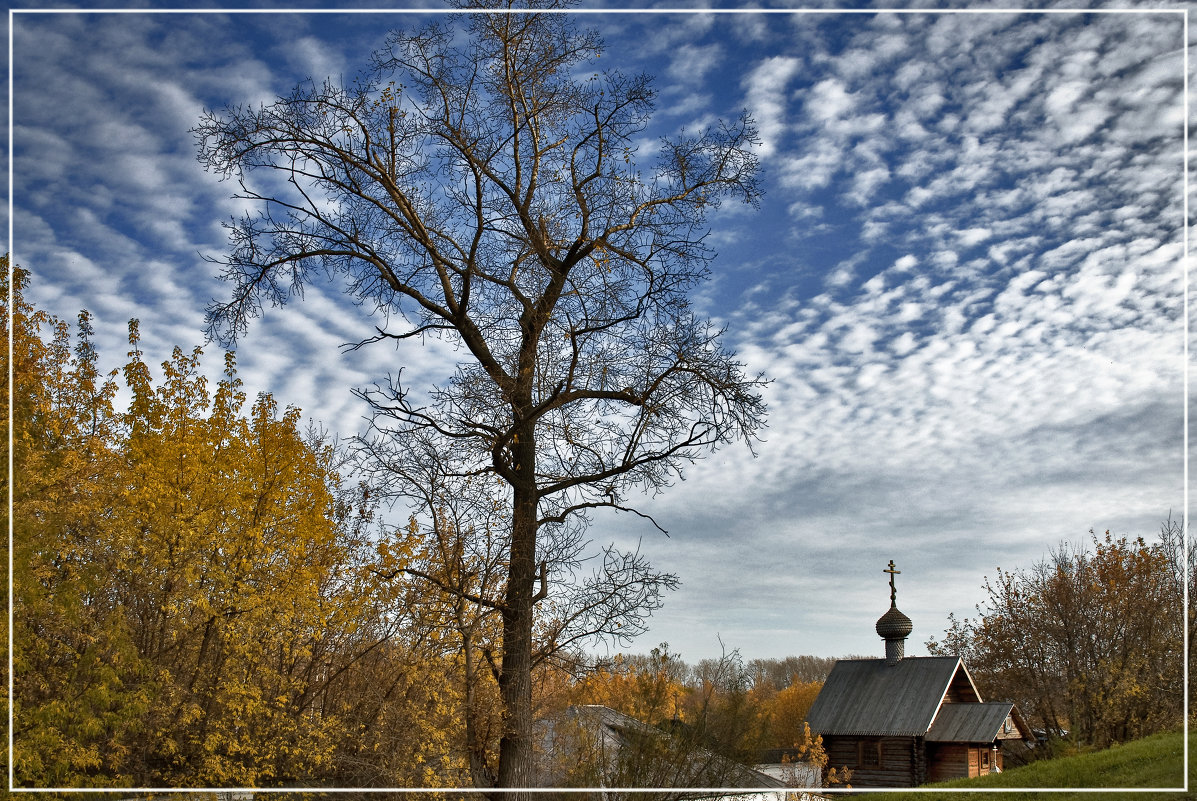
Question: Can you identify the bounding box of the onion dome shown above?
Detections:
[875,604,913,640]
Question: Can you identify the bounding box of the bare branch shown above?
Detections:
[399,566,507,613]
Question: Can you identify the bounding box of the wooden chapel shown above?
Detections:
[805,561,1033,787]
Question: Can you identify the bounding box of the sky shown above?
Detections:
[9,3,1190,662]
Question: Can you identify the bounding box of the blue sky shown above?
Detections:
[10,4,1189,661]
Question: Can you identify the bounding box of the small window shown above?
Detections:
[981,750,990,768]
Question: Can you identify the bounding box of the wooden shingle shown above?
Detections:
[926,702,1031,743]
[805,656,975,737]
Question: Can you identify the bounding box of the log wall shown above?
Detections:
[926,744,996,783]
[823,735,920,787]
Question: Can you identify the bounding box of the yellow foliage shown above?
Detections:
[570,647,686,725]
[760,680,822,748]
[9,265,465,788]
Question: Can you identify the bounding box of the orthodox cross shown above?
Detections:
[884,560,901,606]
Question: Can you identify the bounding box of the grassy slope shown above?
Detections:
[882,729,1192,800]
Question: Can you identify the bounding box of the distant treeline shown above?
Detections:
[585,650,841,690]
[556,643,832,770]
[744,654,844,688]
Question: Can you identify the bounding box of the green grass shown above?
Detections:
[881,729,1191,800]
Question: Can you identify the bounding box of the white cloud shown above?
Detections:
[777,140,842,191]
[805,77,854,124]
[660,91,715,120]
[666,42,724,86]
[285,35,345,83]
[1044,80,1086,118]
[845,164,891,207]
[838,322,877,354]
[741,55,802,157]
[956,228,993,248]
[729,13,770,45]
[888,331,918,357]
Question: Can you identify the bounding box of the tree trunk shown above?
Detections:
[463,633,497,789]
[495,429,538,797]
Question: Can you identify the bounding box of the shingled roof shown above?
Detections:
[925,702,1031,743]
[805,656,977,737]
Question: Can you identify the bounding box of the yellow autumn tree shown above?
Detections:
[10,264,143,786]
[110,330,355,784]
[927,527,1183,748]
[776,722,850,788]
[570,645,687,725]
[760,680,822,749]
[11,266,463,788]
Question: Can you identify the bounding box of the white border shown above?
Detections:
[5,5,1190,796]
[7,6,14,794]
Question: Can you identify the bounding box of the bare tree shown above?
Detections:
[1156,514,1191,704]
[196,3,766,792]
